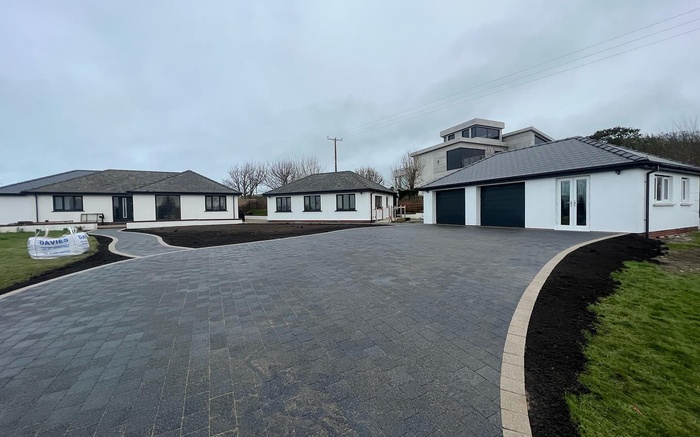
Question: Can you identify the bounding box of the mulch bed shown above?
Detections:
[128,223,383,248]
[0,235,130,297]
[525,234,665,436]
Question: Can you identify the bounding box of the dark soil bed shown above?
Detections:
[0,235,130,297]
[128,223,383,248]
[525,234,664,437]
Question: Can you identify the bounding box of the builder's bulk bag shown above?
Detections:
[27,227,90,259]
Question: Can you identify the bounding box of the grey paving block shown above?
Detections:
[0,226,607,435]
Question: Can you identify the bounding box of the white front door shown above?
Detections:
[557,177,589,230]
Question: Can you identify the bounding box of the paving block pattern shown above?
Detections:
[0,226,605,436]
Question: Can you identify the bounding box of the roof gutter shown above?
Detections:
[645,165,660,238]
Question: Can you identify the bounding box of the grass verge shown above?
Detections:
[0,231,98,291]
[567,235,700,437]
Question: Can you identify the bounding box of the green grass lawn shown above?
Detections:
[0,231,98,291]
[245,209,268,216]
[567,234,700,436]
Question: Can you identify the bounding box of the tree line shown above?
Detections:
[590,119,700,166]
[222,151,426,197]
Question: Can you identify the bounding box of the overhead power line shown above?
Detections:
[335,7,700,137]
[344,26,700,137]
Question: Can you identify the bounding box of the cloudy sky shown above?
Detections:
[1,0,698,187]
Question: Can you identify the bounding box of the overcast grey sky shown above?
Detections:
[1,0,698,187]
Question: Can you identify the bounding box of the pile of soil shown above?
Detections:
[525,234,664,437]
[0,235,129,297]
[128,223,382,248]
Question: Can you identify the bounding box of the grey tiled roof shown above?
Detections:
[422,136,700,189]
[132,170,239,194]
[29,169,180,194]
[7,169,239,195]
[264,171,394,196]
[0,170,97,195]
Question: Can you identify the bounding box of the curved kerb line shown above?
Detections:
[500,233,624,436]
[116,228,194,251]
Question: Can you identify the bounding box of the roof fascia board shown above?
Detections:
[421,162,654,191]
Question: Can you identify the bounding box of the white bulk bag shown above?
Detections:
[27,227,90,260]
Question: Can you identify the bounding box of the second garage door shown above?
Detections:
[436,189,465,225]
[481,183,525,227]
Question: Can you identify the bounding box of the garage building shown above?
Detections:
[420,136,700,236]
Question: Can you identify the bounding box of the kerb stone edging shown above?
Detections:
[500,233,624,436]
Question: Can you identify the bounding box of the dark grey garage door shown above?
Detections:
[436,189,465,225]
[481,183,525,227]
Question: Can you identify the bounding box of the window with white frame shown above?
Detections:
[654,175,672,202]
[681,177,690,203]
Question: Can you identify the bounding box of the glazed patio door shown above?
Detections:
[557,177,589,230]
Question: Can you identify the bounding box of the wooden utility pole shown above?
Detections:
[327,136,343,172]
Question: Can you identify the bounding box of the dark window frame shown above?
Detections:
[461,128,470,138]
[446,147,486,171]
[53,195,83,212]
[471,125,501,140]
[205,195,227,211]
[304,195,321,212]
[155,195,181,221]
[336,194,356,211]
[534,134,549,145]
[276,196,292,212]
[375,196,383,208]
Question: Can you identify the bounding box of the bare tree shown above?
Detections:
[391,151,425,191]
[266,159,298,189]
[297,155,325,178]
[264,155,326,189]
[354,166,386,185]
[222,162,267,197]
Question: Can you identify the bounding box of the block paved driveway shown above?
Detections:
[0,226,606,436]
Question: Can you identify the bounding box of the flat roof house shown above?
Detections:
[420,137,700,236]
[264,171,395,222]
[412,118,553,184]
[0,169,241,229]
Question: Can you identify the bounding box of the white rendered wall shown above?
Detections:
[0,196,35,225]
[267,192,379,221]
[524,179,556,229]
[523,170,647,232]
[36,194,115,223]
[649,172,700,232]
[133,194,156,221]
[126,219,241,229]
[133,194,238,222]
[0,223,97,233]
[589,170,646,233]
[180,195,237,220]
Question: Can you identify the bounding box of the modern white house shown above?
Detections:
[420,137,700,236]
[0,169,241,229]
[412,118,553,184]
[264,171,395,222]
